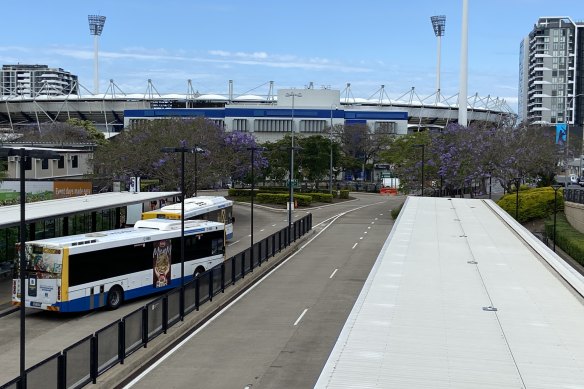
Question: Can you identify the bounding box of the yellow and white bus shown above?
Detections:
[141,196,234,240]
[12,219,225,312]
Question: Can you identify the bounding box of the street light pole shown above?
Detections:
[515,177,521,221]
[0,147,59,389]
[330,105,336,195]
[247,146,264,265]
[160,145,204,307]
[551,184,562,252]
[286,91,301,243]
[414,144,425,196]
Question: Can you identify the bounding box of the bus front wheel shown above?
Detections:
[107,286,124,310]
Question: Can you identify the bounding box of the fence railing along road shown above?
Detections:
[0,214,312,389]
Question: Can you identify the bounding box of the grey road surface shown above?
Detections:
[0,193,404,386]
[124,195,400,389]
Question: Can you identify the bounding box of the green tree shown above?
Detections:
[334,123,392,181]
[66,118,107,146]
[296,135,340,188]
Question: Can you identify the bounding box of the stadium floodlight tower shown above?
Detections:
[430,15,446,102]
[88,15,106,95]
[458,0,468,126]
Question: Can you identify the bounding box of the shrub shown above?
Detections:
[303,193,333,203]
[544,213,584,266]
[255,193,312,206]
[391,202,404,220]
[497,186,564,223]
[339,190,350,199]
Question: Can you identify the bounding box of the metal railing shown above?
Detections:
[0,214,312,389]
[563,187,584,205]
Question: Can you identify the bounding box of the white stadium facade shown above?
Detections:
[0,80,516,142]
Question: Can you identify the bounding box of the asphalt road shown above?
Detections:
[123,195,401,389]
[0,193,405,386]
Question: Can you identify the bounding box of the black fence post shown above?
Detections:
[90,336,98,384]
[179,286,185,321]
[250,245,255,272]
[57,354,66,389]
[162,296,169,334]
[231,256,236,285]
[241,251,246,278]
[119,320,126,364]
[208,269,214,301]
[142,307,148,348]
[221,262,225,292]
[272,234,276,257]
[195,277,200,311]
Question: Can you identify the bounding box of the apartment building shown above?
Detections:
[0,64,78,97]
[519,17,584,127]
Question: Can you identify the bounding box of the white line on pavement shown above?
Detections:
[329,268,338,279]
[352,243,358,249]
[294,308,308,326]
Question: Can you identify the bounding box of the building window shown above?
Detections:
[58,156,64,169]
[41,159,49,170]
[71,155,79,168]
[374,122,396,134]
[232,119,248,132]
[254,119,292,132]
[299,120,326,133]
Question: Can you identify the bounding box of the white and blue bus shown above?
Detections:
[12,219,225,312]
[142,196,234,240]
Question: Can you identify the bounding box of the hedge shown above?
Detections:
[544,213,584,266]
[303,192,333,203]
[497,186,564,223]
[255,193,312,206]
[339,190,350,199]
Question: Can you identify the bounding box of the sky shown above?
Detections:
[0,1,582,112]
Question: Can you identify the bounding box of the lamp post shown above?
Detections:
[247,146,264,265]
[515,177,521,221]
[0,147,59,389]
[564,93,584,182]
[330,105,336,195]
[551,184,562,252]
[413,144,425,196]
[160,145,204,294]
[286,91,302,242]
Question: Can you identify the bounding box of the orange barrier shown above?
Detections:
[380,187,398,196]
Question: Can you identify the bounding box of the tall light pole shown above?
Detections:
[247,146,264,264]
[515,177,521,221]
[330,105,336,195]
[88,15,106,95]
[414,144,425,196]
[431,15,446,102]
[286,91,301,242]
[564,93,584,180]
[551,184,562,252]
[0,147,59,389]
[160,145,204,319]
[458,0,468,126]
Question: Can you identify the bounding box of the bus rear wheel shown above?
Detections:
[193,266,205,279]
[107,286,124,310]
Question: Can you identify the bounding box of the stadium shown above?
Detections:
[0,79,516,142]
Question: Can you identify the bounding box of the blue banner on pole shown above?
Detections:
[556,123,567,145]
